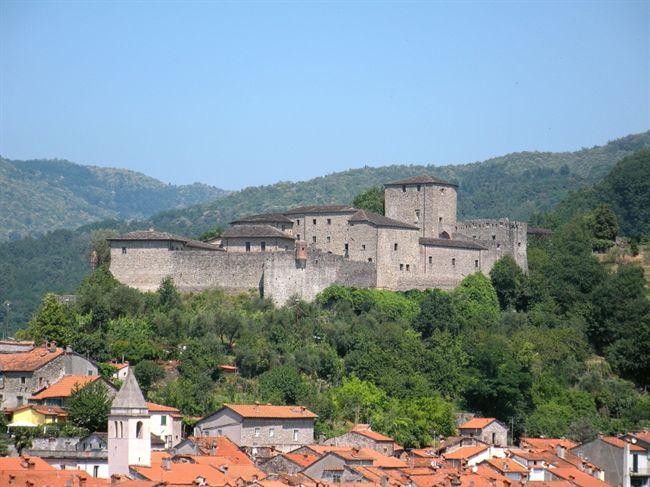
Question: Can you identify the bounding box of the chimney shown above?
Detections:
[381,475,389,487]
[8,474,15,486]
[469,480,475,487]
[79,478,87,487]
[161,457,171,471]
[48,341,56,352]
[210,445,217,456]
[556,445,566,459]
[503,462,509,471]
[219,465,229,473]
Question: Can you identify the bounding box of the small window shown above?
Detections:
[93,465,99,477]
[297,219,300,225]
[452,258,456,266]
[255,427,260,437]
[136,421,143,439]
[312,236,317,243]
[497,243,501,249]
[368,258,373,262]
[344,243,349,254]
[293,429,299,442]
[394,243,398,251]
[415,210,420,222]
[313,219,317,225]
[400,264,404,271]
[417,184,421,191]
[327,218,331,225]
[429,256,432,264]
[20,377,26,384]
[245,242,251,252]
[492,432,496,444]
[475,260,479,268]
[17,395,23,406]
[406,264,410,271]
[327,236,331,243]
[492,235,496,240]
[361,244,366,250]
[297,234,301,240]
[161,416,167,426]
[217,429,222,436]
[439,217,443,223]
[261,241,266,252]
[269,427,275,437]
[122,247,127,254]
[518,242,521,247]
[402,185,406,192]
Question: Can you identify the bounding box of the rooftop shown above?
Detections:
[349,209,419,230]
[223,403,318,419]
[384,174,458,188]
[443,444,489,460]
[111,370,147,410]
[222,224,295,239]
[31,375,101,400]
[108,229,222,251]
[284,204,357,215]
[12,404,68,417]
[419,237,488,251]
[231,212,294,225]
[351,424,395,442]
[600,436,646,451]
[0,344,64,372]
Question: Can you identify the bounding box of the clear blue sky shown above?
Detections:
[1,1,648,190]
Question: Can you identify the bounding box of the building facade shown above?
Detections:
[108,175,528,304]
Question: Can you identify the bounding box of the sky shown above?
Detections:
[1,1,648,190]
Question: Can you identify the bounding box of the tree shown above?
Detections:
[107,316,159,363]
[353,186,385,215]
[134,360,165,395]
[489,256,525,311]
[452,273,500,329]
[89,229,119,268]
[199,226,223,242]
[157,277,181,311]
[19,293,73,346]
[328,376,386,423]
[258,365,309,405]
[67,381,112,432]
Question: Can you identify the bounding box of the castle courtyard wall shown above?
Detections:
[455,219,528,272]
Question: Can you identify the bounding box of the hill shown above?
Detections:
[147,132,650,237]
[0,157,228,241]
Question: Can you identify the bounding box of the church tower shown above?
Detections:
[108,370,151,476]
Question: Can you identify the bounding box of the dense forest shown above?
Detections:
[0,157,227,241]
[12,163,650,447]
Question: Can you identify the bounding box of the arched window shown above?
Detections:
[136,421,144,439]
[439,231,451,239]
[119,421,124,438]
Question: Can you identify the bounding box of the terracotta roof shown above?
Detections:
[330,447,407,467]
[222,224,295,239]
[218,364,238,372]
[349,209,419,230]
[459,418,498,429]
[550,467,610,487]
[351,424,394,442]
[223,403,318,419]
[284,204,357,215]
[0,470,106,487]
[184,436,254,464]
[0,455,56,471]
[232,212,294,225]
[31,375,100,399]
[520,438,578,450]
[132,461,227,485]
[385,175,458,187]
[419,237,488,251]
[443,444,489,460]
[113,362,129,370]
[108,230,222,251]
[147,401,182,417]
[285,452,320,467]
[528,482,574,487]
[0,345,64,372]
[483,457,528,474]
[12,404,68,417]
[600,436,646,451]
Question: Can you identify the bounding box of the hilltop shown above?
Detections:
[0,157,228,241]
[148,132,650,237]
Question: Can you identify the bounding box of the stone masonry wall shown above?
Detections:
[290,211,357,256]
[455,219,528,272]
[385,184,457,238]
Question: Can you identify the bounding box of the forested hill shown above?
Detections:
[148,131,650,237]
[0,157,228,241]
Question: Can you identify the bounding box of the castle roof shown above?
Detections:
[384,174,458,187]
[349,209,419,230]
[419,237,488,250]
[231,212,294,225]
[109,230,222,250]
[111,370,147,410]
[222,224,295,240]
[284,204,357,215]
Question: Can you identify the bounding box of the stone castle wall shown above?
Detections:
[385,184,457,238]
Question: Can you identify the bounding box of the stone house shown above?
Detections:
[147,401,183,448]
[480,457,529,482]
[572,436,649,487]
[0,342,98,409]
[324,424,396,456]
[260,452,318,475]
[27,432,109,479]
[458,417,508,447]
[193,404,317,454]
[443,444,492,467]
[29,374,116,407]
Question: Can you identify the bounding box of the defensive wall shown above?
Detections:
[455,219,528,271]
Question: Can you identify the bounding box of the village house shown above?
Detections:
[324,423,397,456]
[29,374,116,407]
[147,401,183,448]
[8,404,67,427]
[480,457,529,482]
[193,403,317,454]
[458,417,508,447]
[0,341,98,409]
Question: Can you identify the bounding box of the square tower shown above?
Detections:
[384,175,458,238]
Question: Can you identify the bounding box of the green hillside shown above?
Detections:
[148,132,650,237]
[0,157,228,241]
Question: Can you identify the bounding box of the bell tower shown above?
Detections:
[108,370,151,476]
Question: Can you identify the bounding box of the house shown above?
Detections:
[9,404,67,427]
[458,417,508,447]
[324,423,397,456]
[111,362,130,381]
[29,374,116,407]
[443,444,492,466]
[26,432,109,478]
[193,403,317,454]
[173,435,253,464]
[300,447,406,483]
[147,401,183,448]
[480,457,529,481]
[0,342,98,409]
[571,436,649,487]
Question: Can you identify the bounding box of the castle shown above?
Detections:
[108,175,528,304]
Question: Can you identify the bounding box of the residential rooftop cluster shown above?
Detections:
[0,341,648,487]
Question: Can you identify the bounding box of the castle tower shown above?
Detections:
[384,175,458,238]
[108,370,151,476]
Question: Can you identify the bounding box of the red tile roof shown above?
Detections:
[185,436,253,464]
[285,452,320,467]
[520,437,578,450]
[550,467,610,487]
[12,404,68,417]
[443,445,489,460]
[601,436,646,452]
[147,401,182,417]
[0,470,106,487]
[352,424,394,442]
[483,457,528,474]
[0,455,55,471]
[31,375,100,399]
[0,345,64,372]
[459,418,498,429]
[224,403,318,419]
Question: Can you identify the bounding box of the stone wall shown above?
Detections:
[375,227,421,288]
[222,236,293,253]
[454,219,528,272]
[290,211,357,256]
